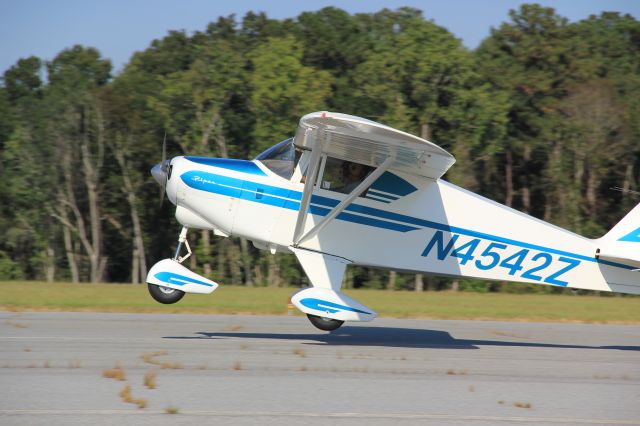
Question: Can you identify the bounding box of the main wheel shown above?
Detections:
[307,314,344,331]
[147,283,185,304]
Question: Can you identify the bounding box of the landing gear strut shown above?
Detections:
[306,314,344,331]
[147,227,190,304]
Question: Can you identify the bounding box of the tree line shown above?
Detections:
[0,5,638,292]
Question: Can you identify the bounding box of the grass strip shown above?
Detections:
[0,281,638,323]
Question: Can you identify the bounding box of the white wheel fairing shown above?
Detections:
[146,258,219,294]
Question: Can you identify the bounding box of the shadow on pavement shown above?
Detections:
[165,326,640,351]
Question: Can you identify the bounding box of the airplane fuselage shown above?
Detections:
[164,155,640,296]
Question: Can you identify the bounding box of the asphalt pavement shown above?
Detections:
[1,311,639,425]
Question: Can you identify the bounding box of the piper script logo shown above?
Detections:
[192,175,216,185]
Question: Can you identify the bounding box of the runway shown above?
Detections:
[1,311,639,425]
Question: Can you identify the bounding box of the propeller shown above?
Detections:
[151,132,170,204]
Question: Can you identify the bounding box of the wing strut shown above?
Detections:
[292,130,325,244]
[294,155,393,246]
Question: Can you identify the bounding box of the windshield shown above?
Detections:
[255,138,300,179]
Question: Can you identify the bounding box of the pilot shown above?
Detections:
[341,162,369,193]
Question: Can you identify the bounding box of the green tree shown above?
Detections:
[476,4,572,214]
[45,46,112,283]
[1,56,56,281]
[249,35,332,154]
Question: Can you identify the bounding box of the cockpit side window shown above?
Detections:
[255,138,301,180]
[317,157,373,195]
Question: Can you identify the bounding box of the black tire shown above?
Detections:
[307,314,344,331]
[147,283,185,304]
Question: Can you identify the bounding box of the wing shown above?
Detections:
[291,112,454,246]
[294,111,455,180]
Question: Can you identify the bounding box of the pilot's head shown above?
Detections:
[344,162,366,180]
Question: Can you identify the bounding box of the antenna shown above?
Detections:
[610,186,640,197]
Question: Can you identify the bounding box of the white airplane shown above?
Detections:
[147,112,640,331]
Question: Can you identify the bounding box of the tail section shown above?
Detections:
[596,203,640,269]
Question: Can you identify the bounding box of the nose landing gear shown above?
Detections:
[147,226,191,304]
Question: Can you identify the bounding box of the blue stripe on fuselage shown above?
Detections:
[619,227,640,242]
[180,171,418,233]
[184,157,267,176]
[180,170,635,271]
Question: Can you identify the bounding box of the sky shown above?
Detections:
[1,0,639,76]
